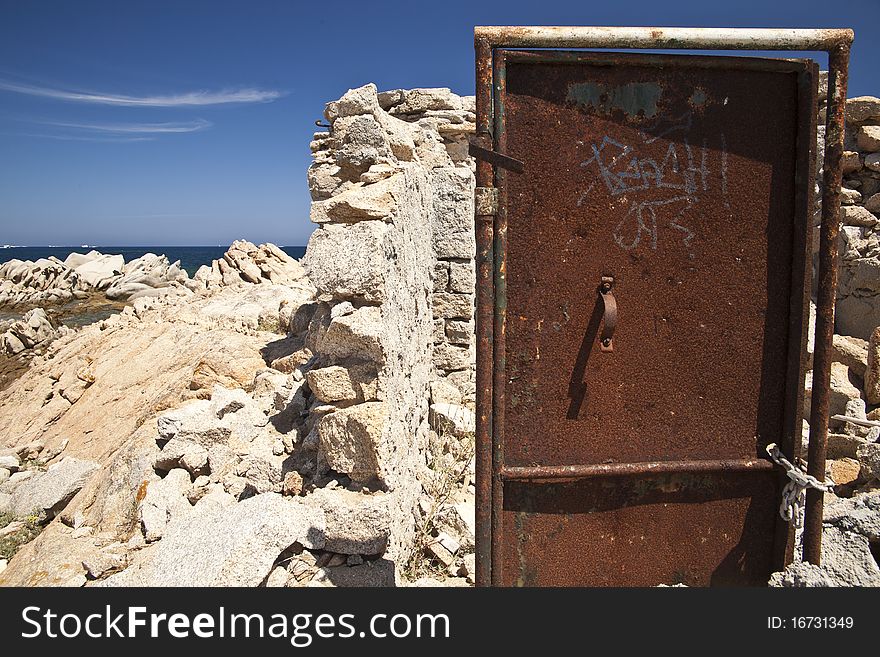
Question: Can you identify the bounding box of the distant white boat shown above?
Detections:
[1,244,21,249]
[80,244,90,248]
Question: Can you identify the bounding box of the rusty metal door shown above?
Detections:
[485,51,816,586]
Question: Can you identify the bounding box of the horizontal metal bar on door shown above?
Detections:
[500,459,776,481]
[474,26,853,50]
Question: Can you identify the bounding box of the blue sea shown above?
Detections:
[0,245,307,277]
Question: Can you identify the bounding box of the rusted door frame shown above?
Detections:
[473,26,853,587]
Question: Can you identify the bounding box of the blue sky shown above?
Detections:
[0,0,878,246]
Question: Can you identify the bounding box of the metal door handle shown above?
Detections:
[598,276,616,352]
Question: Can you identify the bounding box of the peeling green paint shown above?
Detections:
[567,82,662,118]
[689,87,708,107]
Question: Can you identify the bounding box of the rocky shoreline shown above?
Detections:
[0,235,476,587]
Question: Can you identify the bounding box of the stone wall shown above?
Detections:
[377,93,477,408]
[816,79,880,340]
[302,84,476,569]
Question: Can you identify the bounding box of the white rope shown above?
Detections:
[830,414,880,429]
[765,443,834,527]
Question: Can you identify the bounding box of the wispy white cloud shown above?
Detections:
[10,132,154,142]
[34,118,212,134]
[0,80,283,106]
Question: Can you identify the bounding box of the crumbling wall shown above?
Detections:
[816,78,880,340]
[376,91,478,407]
[302,84,476,572]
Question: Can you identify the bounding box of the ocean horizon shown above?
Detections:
[0,245,307,278]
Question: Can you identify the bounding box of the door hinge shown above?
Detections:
[468,143,525,173]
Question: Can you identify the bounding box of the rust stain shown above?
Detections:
[136,479,150,504]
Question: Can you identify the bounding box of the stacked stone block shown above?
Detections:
[301,84,476,568]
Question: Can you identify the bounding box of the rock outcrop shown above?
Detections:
[0,252,189,307]
[190,240,307,290]
[0,258,80,306]
[0,308,68,356]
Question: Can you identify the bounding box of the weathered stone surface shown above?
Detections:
[430,379,462,406]
[333,114,391,169]
[430,403,475,438]
[827,432,870,459]
[10,457,99,518]
[817,525,880,586]
[431,168,475,259]
[104,253,188,301]
[804,362,863,421]
[445,319,473,345]
[769,561,837,587]
[831,333,868,377]
[0,522,107,587]
[0,258,79,306]
[313,176,399,224]
[846,96,880,123]
[282,471,304,497]
[199,241,307,290]
[840,186,862,205]
[829,458,861,486]
[857,125,880,152]
[824,491,880,540]
[325,83,383,122]
[306,364,378,403]
[867,326,880,404]
[867,152,880,172]
[841,151,862,174]
[265,565,289,587]
[103,493,326,587]
[0,469,35,493]
[360,163,397,185]
[839,397,872,438]
[431,318,445,343]
[433,343,473,371]
[318,305,385,364]
[185,281,314,334]
[432,292,473,320]
[433,261,449,293]
[317,402,387,484]
[301,85,475,574]
[1,308,62,355]
[139,468,192,542]
[304,221,390,303]
[448,260,475,293]
[841,205,879,227]
[157,400,231,447]
[433,494,475,553]
[391,88,462,114]
[71,253,124,290]
[304,488,390,554]
[857,442,880,480]
[234,454,282,494]
[453,499,476,542]
[153,437,209,475]
[837,292,880,341]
